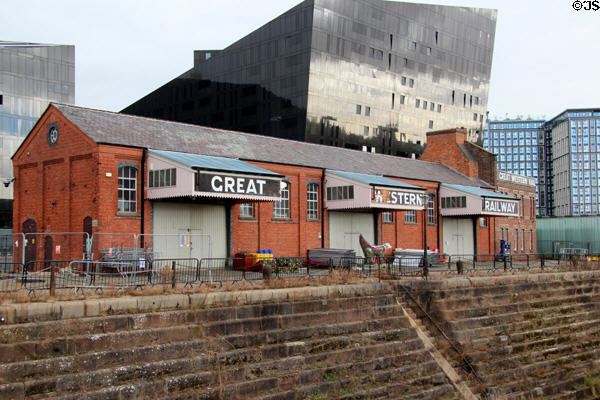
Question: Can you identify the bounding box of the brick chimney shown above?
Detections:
[420,127,479,178]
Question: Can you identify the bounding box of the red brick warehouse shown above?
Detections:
[13,104,527,264]
[421,127,536,255]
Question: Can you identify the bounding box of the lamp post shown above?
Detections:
[421,193,429,278]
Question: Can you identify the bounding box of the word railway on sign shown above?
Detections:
[483,199,518,215]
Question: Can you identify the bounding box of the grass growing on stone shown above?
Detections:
[585,373,600,396]
[0,269,383,305]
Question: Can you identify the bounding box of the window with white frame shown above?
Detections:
[307,182,319,220]
[239,203,254,218]
[382,211,393,223]
[149,168,176,188]
[521,229,525,251]
[273,181,290,219]
[427,193,436,224]
[118,165,137,213]
[530,230,533,251]
[405,210,416,223]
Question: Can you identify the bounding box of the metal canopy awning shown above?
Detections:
[325,170,426,211]
[147,150,283,201]
[440,184,519,217]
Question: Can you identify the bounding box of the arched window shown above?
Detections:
[307,182,319,220]
[273,181,290,219]
[118,165,138,213]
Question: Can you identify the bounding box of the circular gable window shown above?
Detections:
[47,123,59,147]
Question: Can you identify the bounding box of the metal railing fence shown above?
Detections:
[0,262,25,292]
[441,252,600,274]
[0,233,25,264]
[3,255,424,293]
[2,252,599,294]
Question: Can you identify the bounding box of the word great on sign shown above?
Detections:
[195,172,281,197]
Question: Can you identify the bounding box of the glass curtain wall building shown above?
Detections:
[547,109,600,217]
[0,41,75,228]
[123,0,497,157]
[483,120,546,215]
[484,109,600,218]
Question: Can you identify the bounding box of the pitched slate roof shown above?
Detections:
[457,143,477,162]
[150,150,282,176]
[51,103,492,188]
[443,184,516,200]
[328,170,424,190]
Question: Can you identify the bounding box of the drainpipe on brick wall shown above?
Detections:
[140,148,146,246]
[473,216,478,262]
[321,169,326,249]
[257,203,261,251]
[436,185,441,252]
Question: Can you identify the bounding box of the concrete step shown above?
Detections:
[435,293,600,321]
[431,278,600,303]
[435,284,598,310]
[473,335,600,373]
[0,323,207,364]
[467,317,600,352]
[0,314,411,383]
[399,383,458,400]
[432,280,600,309]
[504,371,593,400]
[0,294,399,344]
[0,327,421,398]
[487,350,600,395]
[548,386,592,400]
[446,301,600,332]
[0,302,406,363]
[452,309,600,342]
[478,324,600,362]
[244,356,441,400]
[483,347,600,386]
[38,338,434,400]
[289,371,451,400]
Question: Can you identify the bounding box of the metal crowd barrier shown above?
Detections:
[0,262,24,292]
[441,253,584,274]
[4,253,595,294]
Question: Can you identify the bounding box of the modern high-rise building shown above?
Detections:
[484,108,600,218]
[483,120,547,215]
[123,0,497,157]
[546,109,600,217]
[0,41,75,228]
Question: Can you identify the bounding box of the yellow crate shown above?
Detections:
[250,253,273,262]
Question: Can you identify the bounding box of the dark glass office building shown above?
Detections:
[123,0,497,157]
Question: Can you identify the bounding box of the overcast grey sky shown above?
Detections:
[3,0,599,120]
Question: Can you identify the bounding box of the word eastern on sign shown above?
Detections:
[373,189,424,206]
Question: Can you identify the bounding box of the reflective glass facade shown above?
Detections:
[123,0,496,157]
[484,109,600,217]
[547,110,600,217]
[0,41,75,228]
[484,120,545,215]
